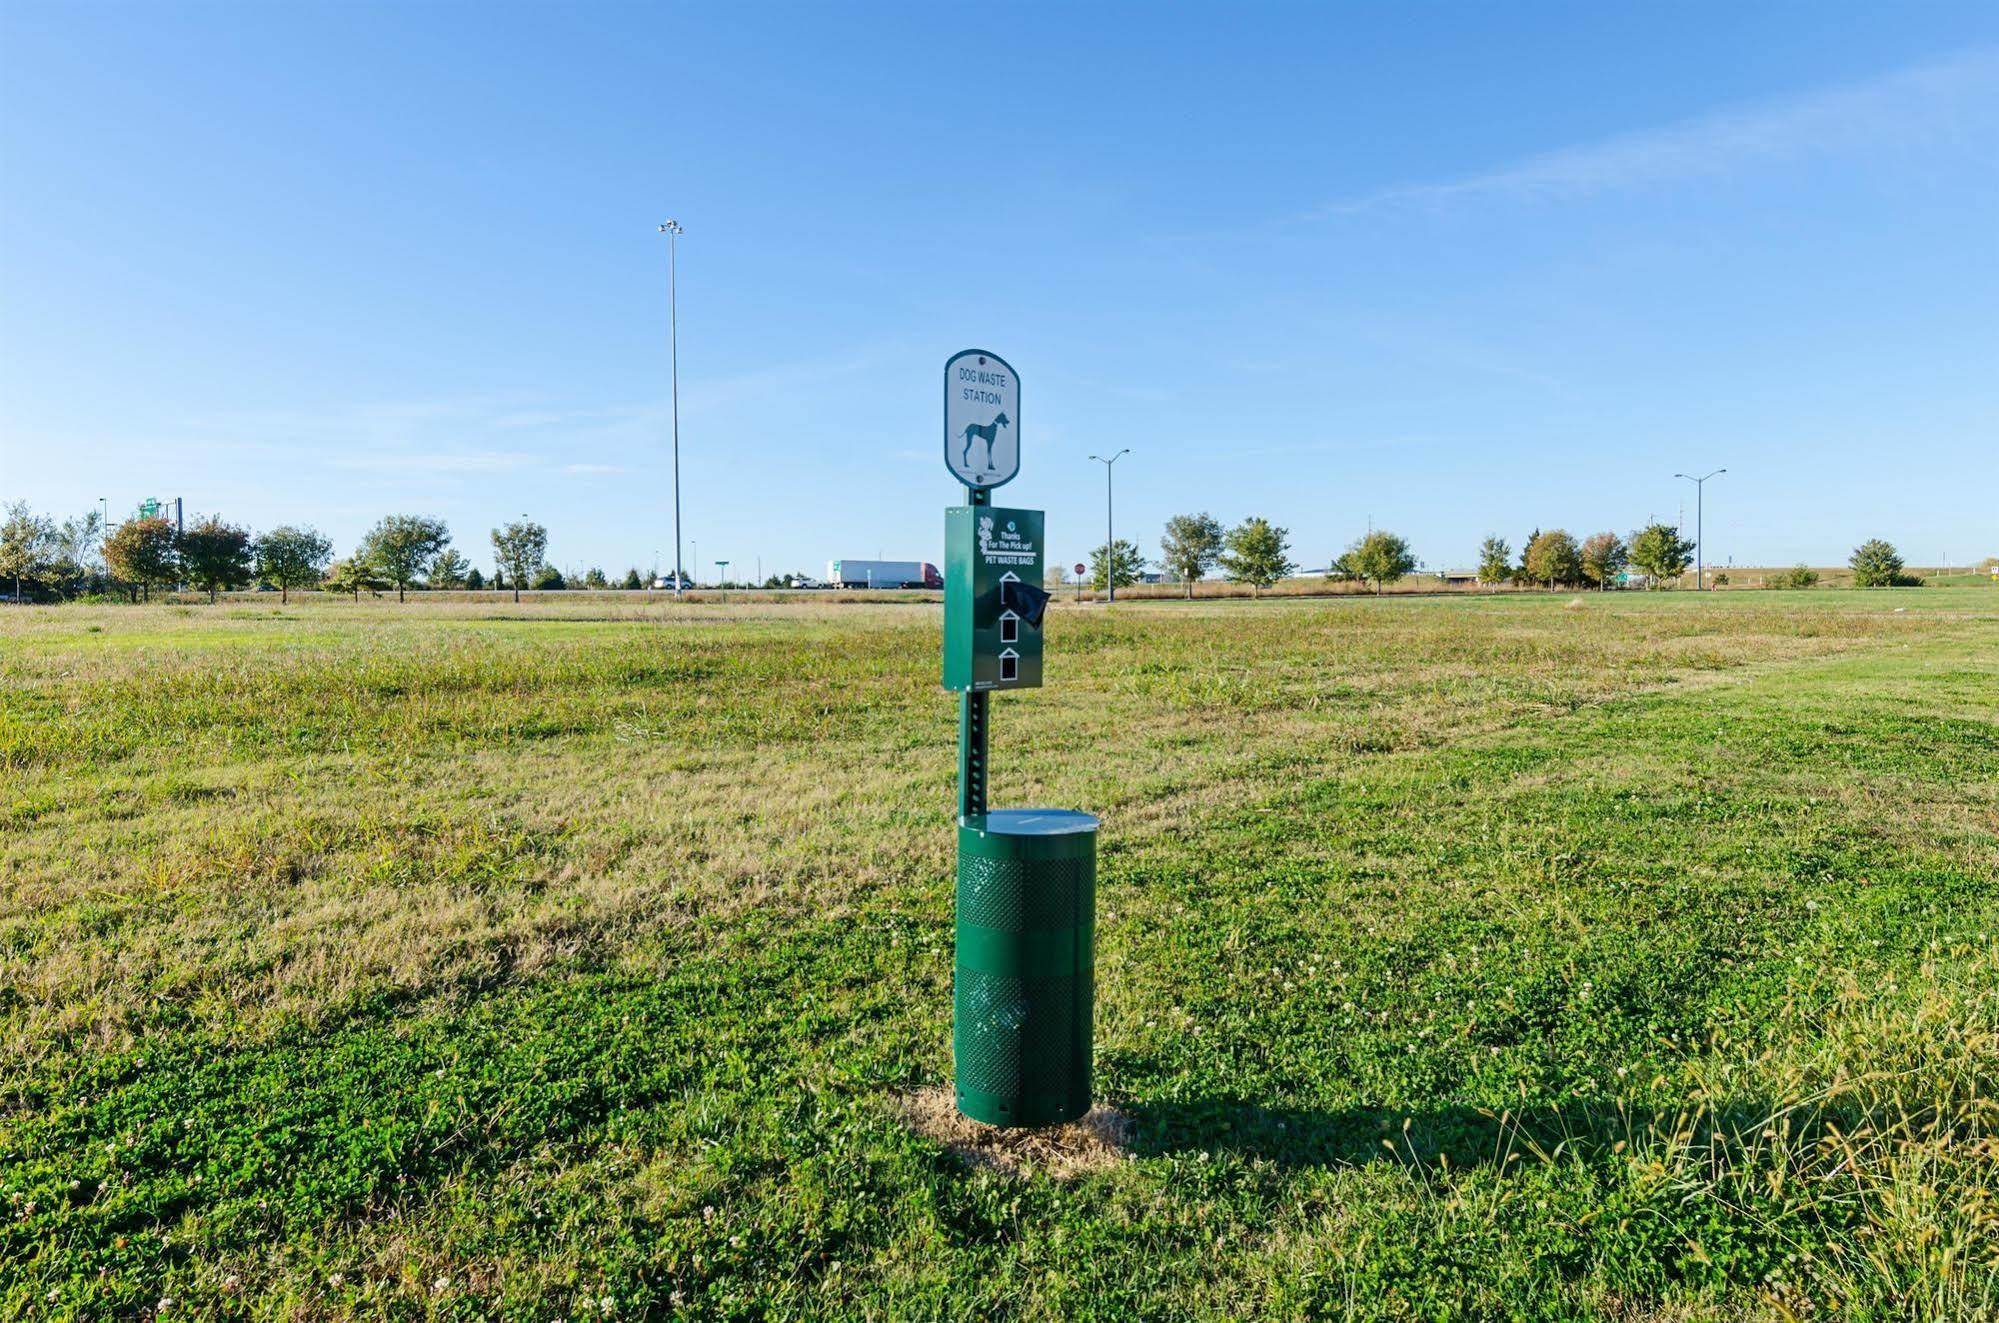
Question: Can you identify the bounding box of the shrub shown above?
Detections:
[1850,539,1909,588]
[1769,565,1819,590]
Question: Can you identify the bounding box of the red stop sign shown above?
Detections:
[1074,563,1086,577]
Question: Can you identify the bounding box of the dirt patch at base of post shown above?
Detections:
[895,1087,1131,1180]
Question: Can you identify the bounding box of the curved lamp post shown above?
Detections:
[658,219,685,597]
[1087,449,1131,602]
[1674,468,1726,590]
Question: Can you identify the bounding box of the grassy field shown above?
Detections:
[3,591,1996,1320]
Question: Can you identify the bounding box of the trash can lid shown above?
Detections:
[961,808,1099,836]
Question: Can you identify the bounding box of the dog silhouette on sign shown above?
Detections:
[960,411,1011,479]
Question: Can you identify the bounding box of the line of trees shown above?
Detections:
[1470,523,1695,590]
[0,502,713,604]
[1099,515,1658,598]
[1130,512,1300,597]
[0,496,1956,605]
[1,504,110,602]
[1070,511,1944,599]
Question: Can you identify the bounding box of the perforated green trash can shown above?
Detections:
[954,809,1098,1127]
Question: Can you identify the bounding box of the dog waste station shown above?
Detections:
[941,348,1098,1129]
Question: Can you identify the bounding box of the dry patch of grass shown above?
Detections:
[895,1087,1132,1180]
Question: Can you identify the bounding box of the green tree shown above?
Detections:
[358,515,450,602]
[531,564,567,591]
[1628,523,1695,589]
[43,511,106,600]
[582,567,609,590]
[1089,538,1144,591]
[491,519,548,604]
[1579,531,1628,591]
[465,566,486,591]
[429,548,472,590]
[1477,535,1512,586]
[1524,529,1582,589]
[1345,529,1416,594]
[1513,529,1541,587]
[1221,517,1295,596]
[621,567,643,590]
[103,515,180,602]
[0,501,53,601]
[1850,538,1913,588]
[177,515,254,603]
[322,557,385,601]
[252,525,332,604]
[1159,512,1225,598]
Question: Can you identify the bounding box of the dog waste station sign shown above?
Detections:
[941,349,1098,1129]
[944,349,1020,489]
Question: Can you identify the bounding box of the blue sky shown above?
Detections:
[3,3,1995,579]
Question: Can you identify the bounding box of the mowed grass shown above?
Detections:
[2,591,1996,1320]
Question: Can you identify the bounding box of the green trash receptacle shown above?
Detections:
[954,809,1098,1127]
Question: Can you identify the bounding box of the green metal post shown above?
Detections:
[958,691,988,819]
[958,485,990,819]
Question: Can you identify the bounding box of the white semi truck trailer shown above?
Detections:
[826,559,941,589]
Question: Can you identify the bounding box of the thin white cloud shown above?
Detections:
[325,449,536,475]
[1314,47,1999,217]
[121,340,912,493]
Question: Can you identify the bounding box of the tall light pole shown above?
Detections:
[1674,468,1725,590]
[1088,449,1131,602]
[658,220,685,597]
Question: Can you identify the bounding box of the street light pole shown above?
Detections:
[1673,468,1726,590]
[1088,449,1131,603]
[659,220,685,597]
